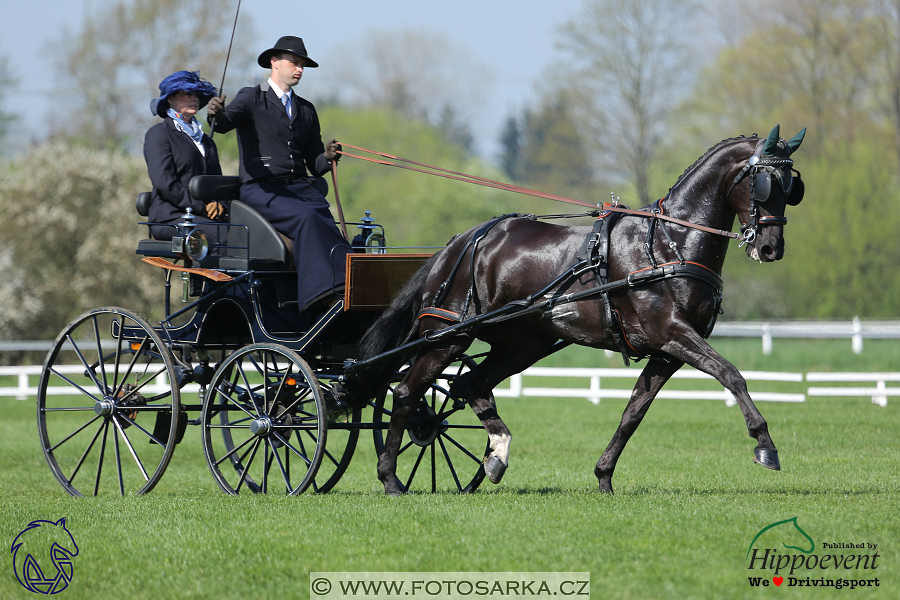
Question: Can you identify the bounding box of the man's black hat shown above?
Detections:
[258,36,319,69]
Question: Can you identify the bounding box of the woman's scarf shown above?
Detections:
[167,107,205,146]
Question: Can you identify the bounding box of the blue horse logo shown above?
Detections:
[10,518,79,594]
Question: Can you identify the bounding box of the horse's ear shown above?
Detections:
[764,124,781,154]
[787,128,806,155]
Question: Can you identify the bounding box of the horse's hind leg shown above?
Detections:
[377,343,467,495]
[595,357,683,493]
[450,334,558,484]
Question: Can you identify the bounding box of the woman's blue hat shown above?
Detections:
[150,71,218,117]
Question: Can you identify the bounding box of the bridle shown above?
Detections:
[727,140,801,246]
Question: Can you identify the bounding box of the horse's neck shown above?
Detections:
[663,141,751,231]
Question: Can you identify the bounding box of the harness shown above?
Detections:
[418,206,724,366]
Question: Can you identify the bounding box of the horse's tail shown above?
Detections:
[345,252,441,402]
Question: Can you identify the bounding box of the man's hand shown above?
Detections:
[204,202,224,220]
[206,96,226,119]
[325,139,342,162]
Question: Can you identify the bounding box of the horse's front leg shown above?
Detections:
[660,332,780,471]
[596,357,683,493]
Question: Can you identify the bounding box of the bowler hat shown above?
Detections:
[150,71,218,117]
[257,36,319,69]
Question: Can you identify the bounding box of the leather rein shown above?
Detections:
[337,143,742,241]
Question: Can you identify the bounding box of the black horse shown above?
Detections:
[349,125,806,495]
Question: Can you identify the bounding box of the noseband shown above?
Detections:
[727,141,797,246]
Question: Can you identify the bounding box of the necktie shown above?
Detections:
[281,94,291,119]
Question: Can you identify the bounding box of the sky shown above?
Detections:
[1,0,588,161]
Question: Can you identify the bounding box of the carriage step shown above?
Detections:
[141,256,234,282]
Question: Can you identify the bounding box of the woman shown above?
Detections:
[143,71,226,248]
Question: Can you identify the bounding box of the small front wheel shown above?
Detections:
[201,343,326,495]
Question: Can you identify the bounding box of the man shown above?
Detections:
[206,36,348,314]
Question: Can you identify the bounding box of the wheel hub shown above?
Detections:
[408,403,449,447]
[250,417,273,437]
[94,399,116,417]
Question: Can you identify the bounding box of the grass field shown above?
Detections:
[1,339,898,599]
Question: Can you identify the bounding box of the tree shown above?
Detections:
[60,0,258,151]
[319,29,493,142]
[498,115,523,182]
[0,141,160,342]
[555,0,700,204]
[0,54,16,150]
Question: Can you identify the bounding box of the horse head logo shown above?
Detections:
[10,518,79,594]
[746,516,814,560]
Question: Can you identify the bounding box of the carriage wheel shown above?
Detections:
[373,356,489,493]
[37,307,181,496]
[310,384,361,493]
[201,343,326,495]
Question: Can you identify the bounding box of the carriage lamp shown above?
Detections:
[172,208,209,262]
[351,210,386,254]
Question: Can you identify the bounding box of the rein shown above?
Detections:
[337,144,741,241]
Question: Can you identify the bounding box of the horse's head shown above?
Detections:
[727,125,806,262]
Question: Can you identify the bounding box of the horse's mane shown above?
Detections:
[668,134,758,194]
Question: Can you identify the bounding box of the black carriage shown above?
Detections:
[36,175,490,496]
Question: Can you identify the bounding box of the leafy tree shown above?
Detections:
[498,114,523,182]
[60,0,258,152]
[318,28,493,141]
[0,141,160,342]
[556,0,700,204]
[0,54,16,150]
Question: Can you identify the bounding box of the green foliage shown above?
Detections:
[318,106,550,248]
[0,142,159,341]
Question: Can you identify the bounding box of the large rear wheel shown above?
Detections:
[37,307,182,496]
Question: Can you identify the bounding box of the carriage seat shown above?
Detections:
[135,176,327,271]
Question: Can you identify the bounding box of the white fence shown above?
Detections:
[3,365,894,407]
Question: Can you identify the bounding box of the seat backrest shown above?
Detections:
[136,192,152,217]
[189,175,242,201]
[219,201,294,270]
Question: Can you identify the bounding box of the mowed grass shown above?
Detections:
[1,339,898,600]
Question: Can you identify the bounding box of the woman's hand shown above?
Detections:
[205,202,224,220]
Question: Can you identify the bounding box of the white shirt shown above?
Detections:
[268,77,292,119]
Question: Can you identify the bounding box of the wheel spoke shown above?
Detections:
[404,445,427,491]
[93,420,110,496]
[47,367,102,403]
[111,335,150,399]
[214,434,257,467]
[440,431,483,464]
[113,420,125,495]
[67,420,106,485]
[48,414,102,453]
[117,413,169,448]
[438,435,463,491]
[269,439,292,493]
[235,438,262,493]
[67,334,107,396]
[236,359,263,416]
[272,431,312,467]
[92,315,110,394]
[112,416,150,482]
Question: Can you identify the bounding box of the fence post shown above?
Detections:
[852,316,863,355]
[762,323,772,356]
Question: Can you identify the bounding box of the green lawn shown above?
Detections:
[2,339,898,599]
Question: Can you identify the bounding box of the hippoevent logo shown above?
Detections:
[745,517,880,590]
[10,518,79,594]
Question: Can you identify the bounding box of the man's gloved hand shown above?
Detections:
[325,139,342,162]
[206,95,226,119]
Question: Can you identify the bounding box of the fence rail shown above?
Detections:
[3,365,894,407]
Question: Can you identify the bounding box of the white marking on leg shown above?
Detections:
[489,433,511,465]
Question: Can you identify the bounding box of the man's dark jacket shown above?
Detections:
[143,118,222,224]
[210,82,329,183]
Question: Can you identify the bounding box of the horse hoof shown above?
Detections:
[753,447,781,471]
[484,456,507,484]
